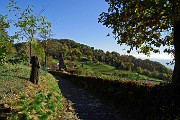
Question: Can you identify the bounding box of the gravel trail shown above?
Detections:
[57,77,127,120]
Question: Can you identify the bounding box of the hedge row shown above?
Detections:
[49,71,180,120]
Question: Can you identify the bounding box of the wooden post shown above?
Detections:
[30,56,40,84]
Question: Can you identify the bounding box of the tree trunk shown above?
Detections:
[45,52,47,66]
[29,40,32,62]
[172,22,180,85]
[172,0,180,85]
[44,45,47,66]
[44,41,47,67]
[30,56,40,84]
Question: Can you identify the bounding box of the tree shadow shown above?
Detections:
[51,73,180,120]
[0,73,29,81]
[54,75,124,120]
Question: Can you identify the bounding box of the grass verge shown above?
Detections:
[0,63,64,120]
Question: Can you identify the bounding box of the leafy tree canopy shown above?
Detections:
[98,0,179,56]
[7,0,52,59]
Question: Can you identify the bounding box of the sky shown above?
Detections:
[0,0,174,65]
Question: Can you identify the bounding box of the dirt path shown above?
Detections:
[56,77,126,120]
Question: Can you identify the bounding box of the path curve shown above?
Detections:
[57,76,127,120]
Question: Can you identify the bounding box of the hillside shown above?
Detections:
[75,61,163,82]
[14,39,173,82]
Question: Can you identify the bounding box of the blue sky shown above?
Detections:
[1,0,173,62]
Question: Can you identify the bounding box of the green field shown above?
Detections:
[72,61,163,83]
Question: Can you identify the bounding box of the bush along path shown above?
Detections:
[56,76,126,120]
[50,71,180,120]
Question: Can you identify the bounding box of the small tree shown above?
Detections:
[15,5,36,60]
[7,0,52,84]
[12,5,52,63]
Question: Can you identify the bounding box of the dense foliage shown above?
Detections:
[13,41,45,64]
[0,0,52,64]
[99,0,175,55]
[0,15,13,65]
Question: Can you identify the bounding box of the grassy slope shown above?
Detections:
[0,64,64,120]
[75,61,163,82]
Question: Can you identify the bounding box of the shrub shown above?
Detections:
[49,71,180,120]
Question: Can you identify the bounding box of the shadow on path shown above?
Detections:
[56,76,126,120]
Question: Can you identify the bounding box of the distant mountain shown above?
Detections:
[152,59,174,70]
